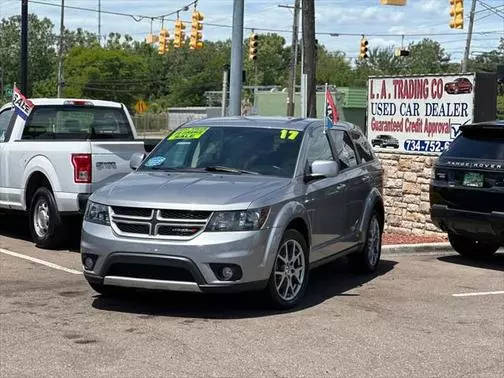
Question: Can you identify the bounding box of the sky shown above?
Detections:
[0,0,503,62]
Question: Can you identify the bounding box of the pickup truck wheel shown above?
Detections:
[448,232,499,258]
[266,229,309,310]
[350,214,382,273]
[29,187,67,249]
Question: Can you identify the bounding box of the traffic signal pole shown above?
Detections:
[229,0,244,117]
[461,0,476,73]
[20,0,28,95]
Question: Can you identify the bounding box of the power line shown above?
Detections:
[24,0,504,38]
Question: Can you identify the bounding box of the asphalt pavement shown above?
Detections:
[1,214,503,377]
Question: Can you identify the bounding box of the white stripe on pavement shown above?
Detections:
[0,248,82,275]
[452,291,504,297]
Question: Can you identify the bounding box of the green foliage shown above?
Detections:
[316,48,354,86]
[64,46,148,107]
[0,15,56,96]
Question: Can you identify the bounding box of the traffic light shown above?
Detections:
[359,37,369,60]
[449,0,464,29]
[248,33,258,61]
[158,29,169,55]
[190,10,204,50]
[395,48,410,57]
[145,33,159,44]
[174,19,186,48]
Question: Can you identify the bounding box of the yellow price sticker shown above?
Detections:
[280,129,299,140]
[168,127,209,140]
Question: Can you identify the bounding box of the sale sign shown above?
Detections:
[366,73,475,154]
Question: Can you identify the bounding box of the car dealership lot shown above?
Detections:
[1,216,503,377]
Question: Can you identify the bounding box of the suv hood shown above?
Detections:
[91,171,291,210]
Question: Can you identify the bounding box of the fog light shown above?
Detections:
[210,263,243,281]
[221,267,234,281]
[82,254,97,270]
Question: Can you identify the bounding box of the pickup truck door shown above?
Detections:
[0,107,15,206]
[91,141,145,191]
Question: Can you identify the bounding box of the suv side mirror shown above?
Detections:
[130,152,146,170]
[305,160,339,182]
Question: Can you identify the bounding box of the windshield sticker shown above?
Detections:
[144,156,166,167]
[168,127,209,140]
[280,129,299,140]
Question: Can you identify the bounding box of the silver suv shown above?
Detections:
[81,117,384,308]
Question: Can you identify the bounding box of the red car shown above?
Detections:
[445,78,473,94]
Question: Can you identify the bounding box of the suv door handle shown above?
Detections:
[361,176,371,183]
[336,183,346,191]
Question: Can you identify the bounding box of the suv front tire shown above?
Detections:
[267,229,309,309]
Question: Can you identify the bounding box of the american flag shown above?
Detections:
[325,87,339,129]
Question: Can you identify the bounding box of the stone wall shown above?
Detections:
[377,152,445,236]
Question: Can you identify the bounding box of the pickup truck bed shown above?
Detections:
[0,98,146,248]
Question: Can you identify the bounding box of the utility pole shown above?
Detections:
[229,0,244,117]
[461,0,476,73]
[281,1,301,117]
[20,0,28,95]
[302,0,316,118]
[57,0,65,98]
[98,0,101,46]
[221,65,229,117]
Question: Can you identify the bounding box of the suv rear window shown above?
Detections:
[22,106,133,140]
[444,133,504,160]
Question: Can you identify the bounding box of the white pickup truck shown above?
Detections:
[0,98,146,248]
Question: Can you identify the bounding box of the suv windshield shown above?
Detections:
[444,132,504,160]
[140,126,303,177]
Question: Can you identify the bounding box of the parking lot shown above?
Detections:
[1,215,503,377]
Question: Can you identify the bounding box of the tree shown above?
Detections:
[243,33,290,87]
[0,15,57,96]
[316,48,354,86]
[467,37,504,73]
[64,46,148,107]
[405,38,452,74]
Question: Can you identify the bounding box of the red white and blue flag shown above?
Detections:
[12,85,34,120]
[325,85,339,130]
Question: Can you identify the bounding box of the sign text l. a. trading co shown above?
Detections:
[366,73,475,154]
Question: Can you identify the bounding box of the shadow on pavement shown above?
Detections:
[437,252,504,272]
[0,211,82,252]
[91,258,397,319]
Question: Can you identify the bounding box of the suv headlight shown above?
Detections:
[206,208,270,232]
[84,201,110,225]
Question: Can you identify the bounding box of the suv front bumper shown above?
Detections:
[431,204,504,244]
[81,221,281,292]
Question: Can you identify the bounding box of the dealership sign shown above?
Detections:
[367,73,475,154]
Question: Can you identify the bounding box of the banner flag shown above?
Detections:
[12,84,34,120]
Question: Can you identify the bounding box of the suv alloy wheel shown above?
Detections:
[267,229,309,309]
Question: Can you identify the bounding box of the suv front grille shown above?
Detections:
[159,209,211,220]
[110,206,212,240]
[112,206,153,218]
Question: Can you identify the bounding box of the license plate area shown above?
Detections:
[462,172,484,188]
